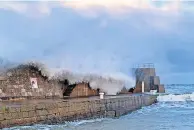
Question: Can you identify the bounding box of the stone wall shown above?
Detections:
[0,65,63,99]
[0,94,157,128]
[70,83,98,97]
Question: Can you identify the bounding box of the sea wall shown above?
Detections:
[0,94,157,128]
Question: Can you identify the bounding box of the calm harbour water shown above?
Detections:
[4,86,194,130]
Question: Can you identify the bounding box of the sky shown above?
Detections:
[0,0,194,84]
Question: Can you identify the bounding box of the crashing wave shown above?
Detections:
[157,93,194,102]
[24,62,135,95]
[0,61,135,95]
[0,57,17,74]
[50,69,135,95]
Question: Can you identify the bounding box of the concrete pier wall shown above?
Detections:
[0,94,157,128]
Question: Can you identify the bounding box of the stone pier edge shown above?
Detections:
[0,94,157,128]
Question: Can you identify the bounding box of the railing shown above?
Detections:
[133,63,155,69]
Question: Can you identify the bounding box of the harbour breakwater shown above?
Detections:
[0,94,157,128]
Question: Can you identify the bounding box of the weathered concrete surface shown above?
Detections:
[0,94,157,128]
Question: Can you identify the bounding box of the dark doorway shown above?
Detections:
[97,88,100,95]
[59,79,70,97]
[129,88,134,93]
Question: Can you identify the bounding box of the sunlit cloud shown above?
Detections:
[0,0,192,17]
[0,1,185,30]
[61,0,181,15]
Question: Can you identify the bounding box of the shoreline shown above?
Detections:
[0,94,157,129]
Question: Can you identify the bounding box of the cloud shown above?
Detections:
[0,1,52,17]
[0,1,27,14]
[0,1,190,17]
[61,0,182,16]
[166,48,194,73]
[1,0,194,86]
[0,1,185,31]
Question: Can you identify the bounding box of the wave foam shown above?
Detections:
[157,93,194,102]
[1,61,135,95]
[67,118,106,126]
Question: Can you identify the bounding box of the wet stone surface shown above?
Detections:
[0,94,157,129]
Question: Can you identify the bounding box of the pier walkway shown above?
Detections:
[0,94,145,108]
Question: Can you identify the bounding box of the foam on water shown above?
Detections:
[5,86,194,130]
[157,93,194,102]
[3,124,68,130]
[66,118,106,126]
[3,119,108,130]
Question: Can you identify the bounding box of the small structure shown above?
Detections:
[142,81,145,93]
[99,92,104,99]
[132,63,165,93]
[63,82,98,98]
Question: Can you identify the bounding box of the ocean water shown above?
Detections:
[4,86,194,130]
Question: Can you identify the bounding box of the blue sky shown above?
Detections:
[0,0,194,84]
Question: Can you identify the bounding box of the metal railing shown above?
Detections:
[133,63,155,69]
